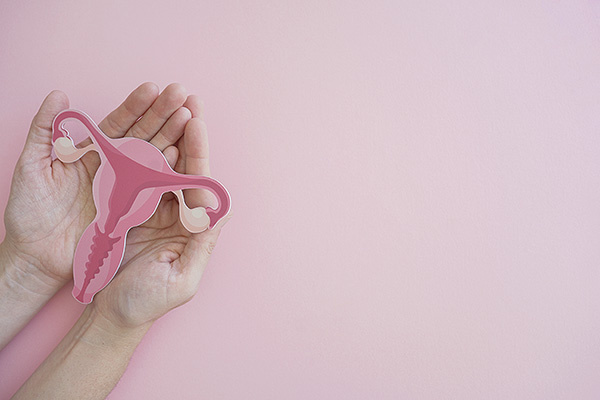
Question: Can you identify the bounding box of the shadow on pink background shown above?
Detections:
[1,1,600,399]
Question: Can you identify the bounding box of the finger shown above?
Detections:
[174,134,186,173]
[176,101,204,172]
[127,83,187,141]
[182,118,211,207]
[149,107,191,151]
[183,95,203,118]
[163,145,179,169]
[173,96,202,173]
[160,145,180,204]
[98,82,159,138]
[23,90,70,163]
[175,214,232,281]
[172,96,203,173]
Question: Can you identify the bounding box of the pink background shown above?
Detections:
[1,1,600,399]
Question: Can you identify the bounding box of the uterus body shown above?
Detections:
[52,110,231,304]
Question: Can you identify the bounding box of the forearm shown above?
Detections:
[0,241,65,349]
[12,305,151,400]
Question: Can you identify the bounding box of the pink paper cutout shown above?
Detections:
[52,110,231,304]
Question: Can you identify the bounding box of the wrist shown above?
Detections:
[0,239,67,297]
[11,301,152,400]
[78,305,152,347]
[81,302,154,340]
[0,240,68,349]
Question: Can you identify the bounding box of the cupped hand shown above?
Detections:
[3,83,194,288]
[90,111,231,329]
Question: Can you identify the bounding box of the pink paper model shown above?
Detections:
[52,110,231,304]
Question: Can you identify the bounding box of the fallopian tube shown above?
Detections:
[52,110,231,304]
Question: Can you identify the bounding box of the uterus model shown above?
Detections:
[52,110,231,304]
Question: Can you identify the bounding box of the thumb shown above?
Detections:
[177,213,233,281]
[22,90,70,163]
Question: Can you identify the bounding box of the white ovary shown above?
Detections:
[174,190,210,233]
[54,137,97,163]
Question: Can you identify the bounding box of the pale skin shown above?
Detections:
[0,83,231,399]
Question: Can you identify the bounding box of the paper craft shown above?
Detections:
[52,110,231,304]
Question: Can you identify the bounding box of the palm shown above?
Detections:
[91,116,227,327]
[4,155,97,283]
[92,196,201,326]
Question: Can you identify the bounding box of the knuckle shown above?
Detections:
[104,115,125,136]
[202,239,217,256]
[129,123,149,139]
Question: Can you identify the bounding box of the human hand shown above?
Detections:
[8,90,231,400]
[2,83,193,290]
[88,106,231,329]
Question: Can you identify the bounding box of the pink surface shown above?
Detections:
[1,1,600,399]
[53,110,230,303]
